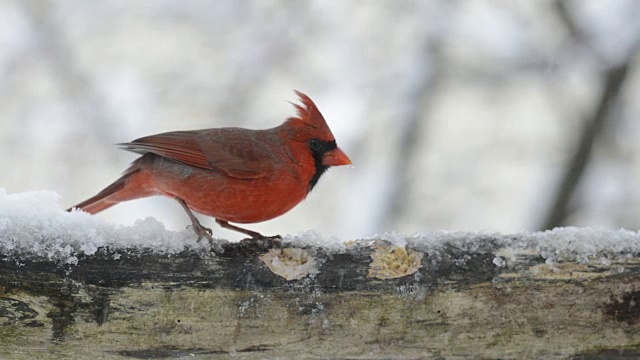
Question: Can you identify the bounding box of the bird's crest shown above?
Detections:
[288,90,332,133]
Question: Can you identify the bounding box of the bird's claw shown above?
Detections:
[240,234,283,249]
[187,224,214,242]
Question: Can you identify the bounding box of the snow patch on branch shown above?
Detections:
[0,188,201,263]
[2,188,640,266]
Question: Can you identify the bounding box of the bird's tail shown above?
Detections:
[67,165,152,214]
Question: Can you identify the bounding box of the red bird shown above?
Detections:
[68,91,351,244]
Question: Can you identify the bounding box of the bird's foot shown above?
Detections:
[187,223,216,246]
[240,234,283,249]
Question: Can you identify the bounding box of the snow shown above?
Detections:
[492,256,506,268]
[2,188,640,267]
[396,228,640,265]
[284,230,344,251]
[0,188,203,263]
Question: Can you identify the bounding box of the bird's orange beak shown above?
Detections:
[322,147,352,167]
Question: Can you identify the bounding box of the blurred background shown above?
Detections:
[1,0,639,241]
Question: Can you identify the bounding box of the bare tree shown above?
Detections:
[540,1,638,230]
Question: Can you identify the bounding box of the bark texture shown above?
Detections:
[0,238,639,359]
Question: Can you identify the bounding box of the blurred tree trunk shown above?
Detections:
[541,63,632,230]
[382,42,442,231]
[540,1,637,230]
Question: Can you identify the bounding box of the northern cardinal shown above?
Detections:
[68,91,351,244]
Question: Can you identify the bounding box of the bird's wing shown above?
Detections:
[119,129,274,179]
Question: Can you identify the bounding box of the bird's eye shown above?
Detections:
[309,139,322,151]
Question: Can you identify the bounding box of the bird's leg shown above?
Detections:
[175,197,215,245]
[215,219,282,247]
[215,219,263,238]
